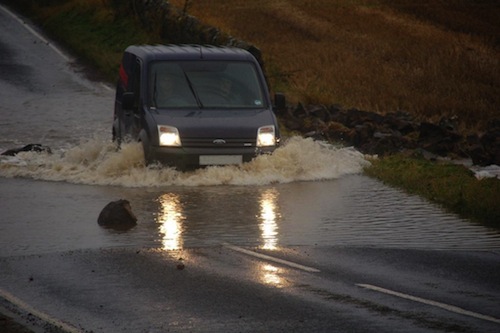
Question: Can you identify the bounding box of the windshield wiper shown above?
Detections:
[183,71,203,108]
[152,72,158,108]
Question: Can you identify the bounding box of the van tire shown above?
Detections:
[139,131,154,166]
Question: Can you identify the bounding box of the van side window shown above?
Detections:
[130,59,141,108]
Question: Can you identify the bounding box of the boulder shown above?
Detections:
[98,199,137,230]
[418,121,462,156]
[480,120,500,166]
[466,134,490,166]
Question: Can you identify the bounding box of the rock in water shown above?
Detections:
[98,199,137,229]
[1,144,52,156]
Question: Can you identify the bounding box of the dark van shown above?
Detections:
[113,44,284,169]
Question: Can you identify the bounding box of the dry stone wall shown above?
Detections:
[129,0,263,65]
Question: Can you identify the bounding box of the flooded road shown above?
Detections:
[1,4,499,258]
[2,173,499,258]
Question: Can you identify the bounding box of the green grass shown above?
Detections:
[365,155,500,228]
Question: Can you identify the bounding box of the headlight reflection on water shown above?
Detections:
[258,190,288,287]
[259,188,281,250]
[157,193,185,250]
[260,264,287,287]
[155,187,281,253]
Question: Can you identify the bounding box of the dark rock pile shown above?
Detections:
[281,104,500,166]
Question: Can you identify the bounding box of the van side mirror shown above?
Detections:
[122,92,135,110]
[273,93,286,115]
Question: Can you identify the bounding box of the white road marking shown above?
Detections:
[357,283,500,324]
[224,243,321,273]
[0,288,83,333]
[0,4,71,62]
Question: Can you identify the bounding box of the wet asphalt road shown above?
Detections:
[1,246,500,333]
[1,4,500,333]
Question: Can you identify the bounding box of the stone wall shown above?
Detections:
[127,0,263,66]
[282,104,500,166]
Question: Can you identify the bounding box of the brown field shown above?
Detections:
[170,0,499,133]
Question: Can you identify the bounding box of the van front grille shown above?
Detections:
[181,138,255,148]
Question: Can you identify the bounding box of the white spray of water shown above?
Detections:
[0,136,370,187]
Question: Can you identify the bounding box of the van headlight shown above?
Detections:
[158,125,181,146]
[256,125,276,147]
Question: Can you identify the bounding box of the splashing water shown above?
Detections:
[0,136,369,187]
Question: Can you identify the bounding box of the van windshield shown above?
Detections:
[149,61,267,109]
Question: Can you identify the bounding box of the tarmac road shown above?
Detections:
[1,246,500,332]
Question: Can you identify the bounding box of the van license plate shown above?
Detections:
[199,155,242,165]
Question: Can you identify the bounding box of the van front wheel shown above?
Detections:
[139,132,158,166]
[141,141,154,166]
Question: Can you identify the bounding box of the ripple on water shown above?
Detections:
[307,176,500,250]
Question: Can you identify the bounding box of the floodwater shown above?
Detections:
[2,138,499,256]
[1,4,499,257]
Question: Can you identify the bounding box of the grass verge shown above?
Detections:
[365,155,500,228]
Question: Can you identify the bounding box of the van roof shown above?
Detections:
[124,44,256,62]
